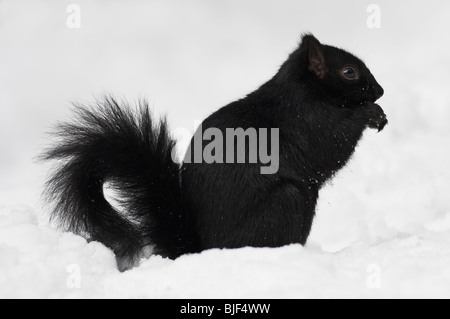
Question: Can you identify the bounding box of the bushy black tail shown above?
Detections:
[42,97,192,268]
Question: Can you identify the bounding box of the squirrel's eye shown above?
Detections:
[341,67,358,80]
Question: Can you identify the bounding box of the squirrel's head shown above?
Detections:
[286,34,384,107]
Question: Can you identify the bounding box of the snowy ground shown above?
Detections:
[1,0,450,298]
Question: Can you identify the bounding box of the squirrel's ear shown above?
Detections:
[301,34,328,79]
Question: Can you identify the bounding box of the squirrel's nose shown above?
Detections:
[374,87,384,101]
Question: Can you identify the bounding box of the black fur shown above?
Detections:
[42,97,194,266]
[43,34,387,268]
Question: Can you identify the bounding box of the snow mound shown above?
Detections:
[1,207,449,299]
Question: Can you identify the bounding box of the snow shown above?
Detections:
[1,0,450,299]
[2,207,450,299]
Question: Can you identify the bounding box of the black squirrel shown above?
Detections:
[43,34,386,269]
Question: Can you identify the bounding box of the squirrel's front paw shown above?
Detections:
[366,103,388,132]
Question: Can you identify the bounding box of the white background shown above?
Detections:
[0,0,449,298]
